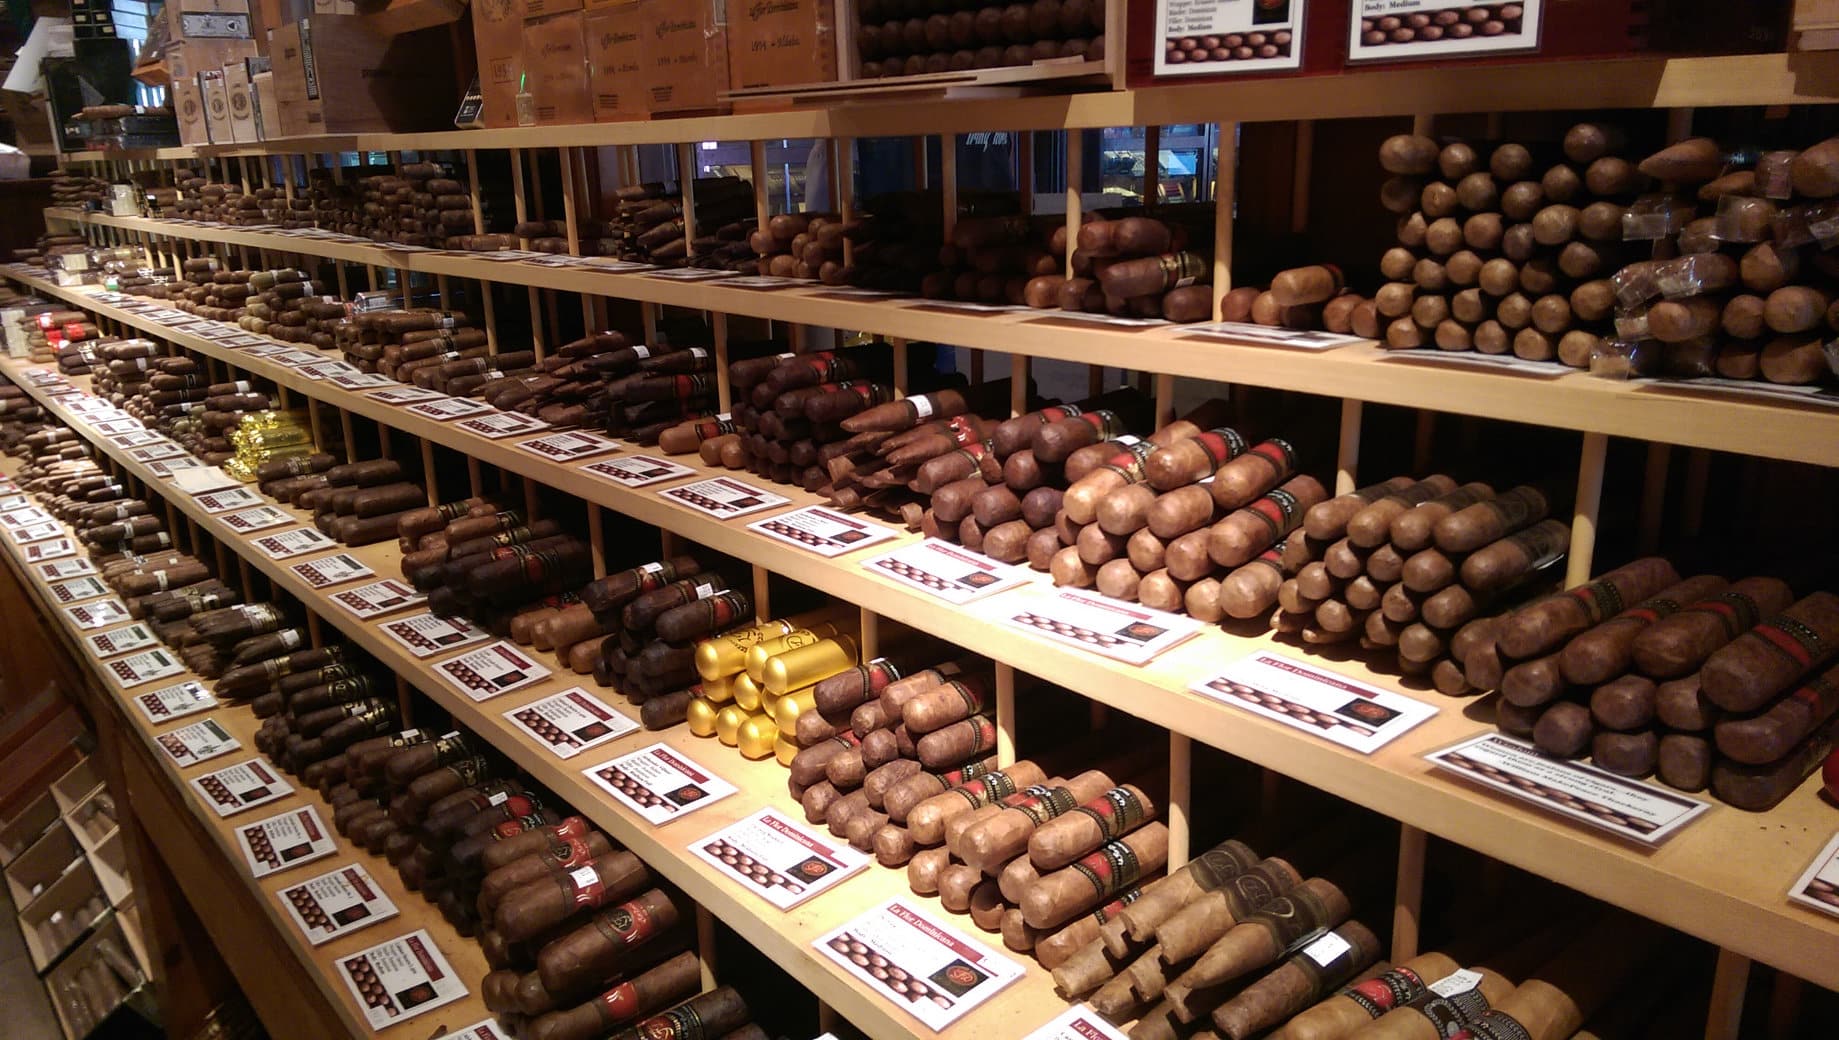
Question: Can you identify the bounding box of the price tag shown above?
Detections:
[21,537,77,562]
[983,587,1206,666]
[322,368,397,391]
[330,579,427,619]
[170,466,241,495]
[691,808,869,910]
[658,477,789,519]
[1789,832,1839,919]
[47,574,109,604]
[434,641,552,701]
[503,687,638,759]
[107,429,166,449]
[380,612,490,658]
[721,275,806,290]
[871,540,1029,605]
[64,598,131,630]
[581,454,694,488]
[583,743,737,825]
[1,506,52,529]
[155,717,241,767]
[370,386,445,406]
[1429,969,1484,998]
[235,806,337,878]
[405,397,493,421]
[1192,652,1439,754]
[449,1021,512,1040]
[1023,1007,1131,1040]
[814,900,1024,1031]
[1347,1,1544,64]
[333,929,468,1030]
[10,521,63,543]
[293,361,358,381]
[454,411,548,439]
[195,487,265,513]
[189,757,296,817]
[220,505,295,533]
[748,505,897,557]
[84,622,160,658]
[644,267,738,281]
[516,430,622,462]
[130,679,216,720]
[148,457,205,478]
[0,494,25,512]
[35,557,95,580]
[279,863,400,945]
[1177,322,1367,350]
[91,418,143,435]
[251,528,338,559]
[125,442,187,463]
[288,553,375,589]
[1301,929,1353,967]
[107,643,192,688]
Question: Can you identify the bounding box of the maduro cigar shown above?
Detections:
[1699,591,1839,713]
[1211,921,1383,1039]
[494,851,650,942]
[1631,576,1793,678]
[1558,574,1729,685]
[1021,822,1170,929]
[526,951,702,1040]
[1714,663,1839,765]
[1497,558,1681,660]
[478,832,616,917]
[1459,519,1570,594]
[1712,714,1839,811]
[603,987,748,1040]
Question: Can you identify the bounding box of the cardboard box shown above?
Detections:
[166,37,259,82]
[472,0,526,127]
[268,15,457,135]
[523,10,592,125]
[198,69,234,141]
[223,59,259,141]
[584,0,645,121]
[723,0,832,91]
[251,68,277,138]
[643,0,728,113]
[171,76,209,145]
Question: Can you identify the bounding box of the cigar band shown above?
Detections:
[1679,591,1763,640]
[1754,615,1829,668]
[955,770,1018,807]
[1569,578,1627,620]
[1404,986,1493,1033]
[1091,886,1143,923]
[595,898,654,945]
[1624,596,1684,625]
[1247,488,1303,542]
[1099,441,1157,481]
[1072,787,1148,841]
[908,395,936,421]
[1252,544,1285,574]
[1192,840,1260,888]
[1342,966,1428,1018]
[1791,675,1839,711]
[447,755,489,786]
[1157,252,1206,290]
[389,729,424,747]
[565,863,607,907]
[1071,839,1142,900]
[636,1002,704,1040]
[1458,1012,1536,1040]
[1016,785,1080,825]
[941,759,995,786]
[545,834,594,868]
[949,681,985,716]
[1196,428,1250,467]
[1041,404,1084,424]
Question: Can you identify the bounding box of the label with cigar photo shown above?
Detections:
[84,622,160,659]
[220,505,296,534]
[21,536,77,562]
[1029,310,1170,329]
[369,386,446,406]
[271,349,334,369]
[748,505,898,558]
[582,454,695,488]
[36,556,95,580]
[723,275,809,290]
[1177,321,1368,350]
[814,899,1025,1031]
[194,487,265,514]
[692,808,870,911]
[515,430,623,462]
[1347,1,1542,63]
[289,553,376,589]
[236,805,337,879]
[189,757,296,818]
[293,360,360,381]
[1788,831,1839,919]
[658,477,790,520]
[1024,1006,1132,1040]
[334,928,469,1030]
[63,598,131,630]
[148,457,206,479]
[864,539,1030,605]
[1193,652,1439,754]
[105,429,165,449]
[984,587,1206,666]
[155,717,241,767]
[582,743,738,825]
[503,686,637,759]
[125,441,187,463]
[330,579,427,620]
[131,679,216,721]
[280,863,400,945]
[0,505,51,529]
[434,641,552,701]
[380,611,490,658]
[1155,0,1305,76]
[1427,733,1709,845]
[9,520,63,543]
[453,411,549,439]
[0,493,25,512]
[48,574,109,603]
[405,397,495,422]
[318,367,398,391]
[169,466,242,495]
[90,418,142,436]
[251,527,338,559]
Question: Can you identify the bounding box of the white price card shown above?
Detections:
[108,429,166,449]
[863,539,1030,605]
[448,1021,512,1040]
[644,267,738,281]
[280,863,400,945]
[814,899,1025,1031]
[251,527,338,559]
[322,368,398,391]
[148,456,205,478]
[170,466,241,494]
[1192,652,1439,754]
[35,557,95,580]
[21,537,77,562]
[1,505,51,529]
[84,622,160,658]
[92,419,144,436]
[984,587,1205,666]
[1427,733,1709,846]
[405,397,494,422]
[748,505,898,557]
[236,805,337,879]
[658,476,789,519]
[334,929,468,1030]
[129,679,216,721]
[47,574,109,603]
[434,641,552,701]
[220,504,295,533]
[195,486,264,513]
[330,579,427,619]
[454,411,548,439]
[692,808,869,910]
[1024,1006,1132,1040]
[293,361,357,381]
[1347,1,1543,64]
[369,386,445,406]
[125,441,187,463]
[1177,321,1368,351]
[189,757,296,817]
[1153,0,1305,77]
[289,553,376,589]
[154,717,241,767]
[503,687,638,759]
[582,454,695,488]
[64,598,131,630]
[584,743,737,825]
[0,493,26,511]
[1381,350,1568,379]
[10,521,64,543]
[1028,309,1168,328]
[1789,832,1839,919]
[381,611,490,658]
[516,430,623,462]
[721,274,807,290]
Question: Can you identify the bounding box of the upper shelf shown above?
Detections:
[54,51,1839,163]
[43,209,1839,468]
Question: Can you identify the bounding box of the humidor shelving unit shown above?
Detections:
[28,44,1839,1040]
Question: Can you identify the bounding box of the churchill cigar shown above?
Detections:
[1715,663,1839,765]
[525,952,702,1040]
[478,832,617,917]
[603,987,748,1040]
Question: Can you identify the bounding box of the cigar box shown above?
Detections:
[251,66,277,138]
[162,0,253,40]
[584,0,646,121]
[523,9,593,126]
[473,0,527,127]
[164,36,259,83]
[50,756,103,815]
[222,58,259,141]
[268,14,458,135]
[3,818,81,910]
[638,0,729,113]
[723,0,833,91]
[0,789,61,867]
[171,76,209,145]
[198,68,235,143]
[17,856,104,970]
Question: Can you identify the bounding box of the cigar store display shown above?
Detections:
[2,8,1837,1040]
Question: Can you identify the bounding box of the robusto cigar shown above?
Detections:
[525,951,702,1040]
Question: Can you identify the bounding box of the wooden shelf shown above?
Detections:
[37,215,1839,468]
[49,52,1839,165]
[5,294,1838,997]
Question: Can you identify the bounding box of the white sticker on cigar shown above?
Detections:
[1429,968,1484,998]
[280,863,400,945]
[1154,0,1305,77]
[189,757,296,817]
[129,679,216,720]
[289,553,375,589]
[251,527,338,559]
[1426,733,1710,846]
[1023,1007,1132,1040]
[334,929,469,1030]
[503,686,637,759]
[367,386,445,406]
[194,486,264,513]
[581,454,695,488]
[582,743,737,826]
[155,717,241,767]
[814,899,1025,1031]
[405,397,493,422]
[1192,653,1439,755]
[1347,1,1543,64]
[220,504,296,533]
[1301,929,1353,967]
[982,586,1206,667]
[380,611,490,659]
[453,411,549,439]
[35,557,95,580]
[125,441,188,463]
[863,538,1030,605]
[691,808,869,911]
[63,598,131,630]
[1177,321,1368,350]
[657,476,789,519]
[21,537,77,562]
[1788,831,1839,920]
[748,505,898,558]
[433,640,552,702]
[330,579,427,619]
[515,430,623,462]
[84,622,159,659]
[236,805,337,879]
[47,574,109,604]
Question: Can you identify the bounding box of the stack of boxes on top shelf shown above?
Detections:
[164,0,268,146]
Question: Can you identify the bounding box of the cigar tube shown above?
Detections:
[1155,857,1307,966]
[955,769,1119,871]
[1163,876,1354,1019]
[493,851,650,942]
[1269,950,1465,1040]
[1210,921,1383,1039]
[1021,822,1170,930]
[746,625,847,684]
[526,951,702,1040]
[907,762,1051,845]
